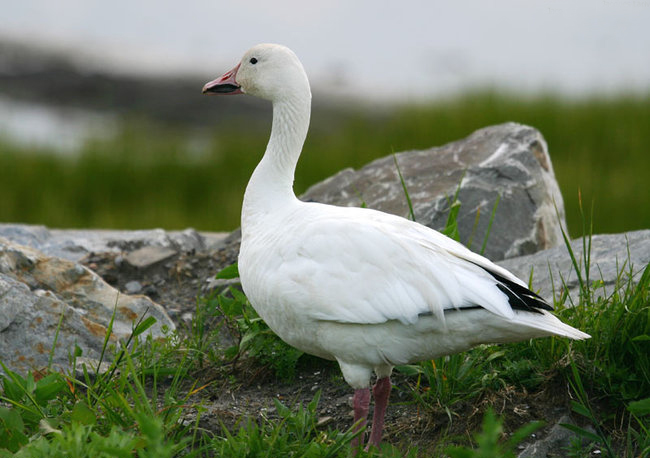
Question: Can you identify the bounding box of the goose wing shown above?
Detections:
[272,204,550,326]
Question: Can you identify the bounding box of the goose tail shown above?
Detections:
[514,310,591,340]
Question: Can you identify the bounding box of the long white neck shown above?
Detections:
[241,92,311,232]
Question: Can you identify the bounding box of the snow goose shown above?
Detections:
[202,44,590,450]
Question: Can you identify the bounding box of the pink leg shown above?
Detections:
[351,388,370,451]
[367,376,391,449]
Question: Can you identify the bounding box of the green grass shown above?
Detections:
[2,248,647,456]
[1,91,649,236]
[1,241,648,456]
[1,91,649,456]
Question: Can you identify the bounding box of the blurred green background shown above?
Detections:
[1,89,648,238]
[1,2,649,241]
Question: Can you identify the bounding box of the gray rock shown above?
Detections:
[0,237,175,375]
[302,122,566,261]
[124,280,143,294]
[498,230,650,303]
[124,246,177,269]
[518,415,587,458]
[73,357,113,377]
[202,277,241,296]
[0,224,228,262]
[0,123,565,267]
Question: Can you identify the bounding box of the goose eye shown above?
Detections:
[250,57,258,64]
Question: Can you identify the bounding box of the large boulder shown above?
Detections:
[303,122,566,261]
[0,237,175,374]
[498,230,650,303]
[0,123,566,270]
[0,224,227,262]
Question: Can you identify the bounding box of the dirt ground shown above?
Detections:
[81,245,581,455]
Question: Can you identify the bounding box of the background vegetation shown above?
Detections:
[2,233,648,457]
[1,90,649,238]
[1,89,649,455]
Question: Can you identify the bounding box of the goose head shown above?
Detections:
[202,44,310,103]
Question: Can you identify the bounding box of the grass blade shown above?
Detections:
[479,194,500,256]
[393,153,415,221]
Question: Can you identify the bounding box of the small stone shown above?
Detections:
[124,246,177,269]
[166,307,181,319]
[202,277,240,295]
[124,280,142,294]
[317,416,333,427]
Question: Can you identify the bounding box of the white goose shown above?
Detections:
[203,44,590,450]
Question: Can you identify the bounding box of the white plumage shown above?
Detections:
[203,43,589,450]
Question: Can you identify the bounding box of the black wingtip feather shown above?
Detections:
[478,265,554,314]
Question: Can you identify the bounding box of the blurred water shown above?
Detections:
[0,96,116,154]
[1,0,649,154]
